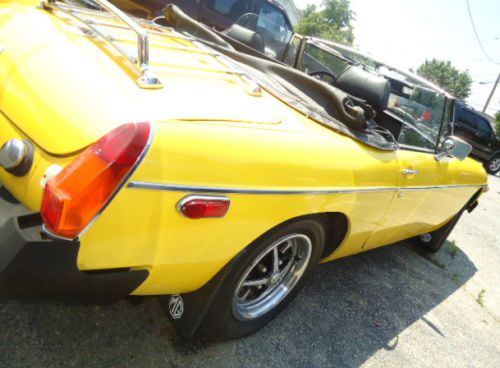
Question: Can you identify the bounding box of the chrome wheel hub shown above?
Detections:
[232,233,312,321]
[489,158,500,172]
[270,274,282,285]
[420,233,432,243]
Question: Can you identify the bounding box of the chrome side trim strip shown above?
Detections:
[127,182,485,195]
[397,184,484,192]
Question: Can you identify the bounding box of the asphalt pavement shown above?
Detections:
[0,176,499,368]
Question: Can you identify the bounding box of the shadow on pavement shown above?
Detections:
[0,240,476,367]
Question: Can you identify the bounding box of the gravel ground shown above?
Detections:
[0,176,499,368]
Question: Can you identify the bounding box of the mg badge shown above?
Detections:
[169,294,184,319]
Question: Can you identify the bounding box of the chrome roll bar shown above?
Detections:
[43,0,163,89]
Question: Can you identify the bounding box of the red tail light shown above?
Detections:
[41,123,151,239]
[178,196,230,219]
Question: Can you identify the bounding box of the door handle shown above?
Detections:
[401,169,419,175]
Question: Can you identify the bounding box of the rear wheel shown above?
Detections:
[485,154,500,175]
[198,219,325,340]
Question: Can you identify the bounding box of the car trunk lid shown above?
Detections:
[0,3,283,156]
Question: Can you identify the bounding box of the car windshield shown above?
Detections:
[298,41,350,78]
[388,85,447,150]
[308,41,452,151]
[324,46,378,71]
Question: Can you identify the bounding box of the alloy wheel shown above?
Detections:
[232,233,312,321]
[489,157,500,173]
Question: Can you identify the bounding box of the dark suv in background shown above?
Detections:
[454,102,500,174]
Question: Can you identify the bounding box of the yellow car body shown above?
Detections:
[0,0,487,337]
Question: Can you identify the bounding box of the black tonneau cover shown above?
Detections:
[162,5,398,151]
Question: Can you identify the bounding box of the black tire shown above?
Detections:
[484,154,500,175]
[198,219,325,340]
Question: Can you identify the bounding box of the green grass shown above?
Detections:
[477,288,487,306]
[446,240,459,259]
[427,257,446,269]
[451,273,461,285]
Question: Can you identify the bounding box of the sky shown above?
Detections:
[293,0,500,116]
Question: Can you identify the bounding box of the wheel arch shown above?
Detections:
[251,211,349,259]
[317,212,349,259]
[487,150,500,161]
[158,211,349,338]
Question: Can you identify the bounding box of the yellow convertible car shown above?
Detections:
[0,0,487,339]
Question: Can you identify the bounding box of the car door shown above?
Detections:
[393,148,465,240]
[363,91,462,250]
[362,148,459,251]
[198,0,257,30]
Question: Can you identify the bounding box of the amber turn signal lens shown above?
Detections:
[179,197,230,219]
[41,123,151,239]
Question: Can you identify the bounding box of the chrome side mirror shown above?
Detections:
[436,136,472,161]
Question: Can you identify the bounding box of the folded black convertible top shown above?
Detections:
[163,5,398,151]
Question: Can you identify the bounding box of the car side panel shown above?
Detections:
[77,120,485,296]
[2,118,484,296]
[77,120,402,295]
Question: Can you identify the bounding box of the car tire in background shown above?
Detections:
[198,219,325,340]
[484,154,500,175]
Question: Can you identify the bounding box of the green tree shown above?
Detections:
[416,59,473,100]
[296,0,355,45]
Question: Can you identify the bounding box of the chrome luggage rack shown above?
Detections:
[42,0,163,89]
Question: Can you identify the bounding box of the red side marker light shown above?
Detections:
[178,196,230,219]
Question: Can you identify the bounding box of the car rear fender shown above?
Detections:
[0,111,76,209]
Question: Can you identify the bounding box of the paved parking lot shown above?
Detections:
[0,176,499,368]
